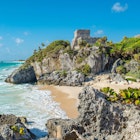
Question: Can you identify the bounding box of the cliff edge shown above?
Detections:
[5,30,140,85]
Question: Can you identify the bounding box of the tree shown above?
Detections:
[41,43,45,47]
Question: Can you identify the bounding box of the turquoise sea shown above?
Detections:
[0,61,67,138]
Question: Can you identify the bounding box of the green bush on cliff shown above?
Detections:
[76,64,91,76]
[126,70,140,79]
[26,40,70,63]
[59,70,67,77]
[110,37,140,59]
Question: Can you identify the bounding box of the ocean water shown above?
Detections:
[0,61,67,138]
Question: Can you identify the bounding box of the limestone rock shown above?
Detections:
[38,71,85,86]
[0,114,34,140]
[87,52,109,74]
[59,53,74,71]
[124,59,140,73]
[46,86,140,140]
[110,73,127,83]
[0,114,21,125]
[111,58,123,73]
[5,65,37,84]
[46,119,85,140]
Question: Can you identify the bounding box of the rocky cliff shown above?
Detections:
[5,40,113,85]
[46,86,140,140]
[5,31,140,85]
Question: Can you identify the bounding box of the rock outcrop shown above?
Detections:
[46,119,85,140]
[5,65,37,84]
[0,114,35,140]
[46,86,140,140]
[33,47,110,79]
[6,46,112,85]
[38,71,85,86]
[125,59,140,73]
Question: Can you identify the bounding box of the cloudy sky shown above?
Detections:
[0,0,140,60]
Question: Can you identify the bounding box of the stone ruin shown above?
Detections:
[71,29,99,49]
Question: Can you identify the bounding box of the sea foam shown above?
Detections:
[0,62,67,138]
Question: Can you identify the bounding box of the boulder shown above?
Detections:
[5,65,37,84]
[46,86,140,140]
[0,114,35,140]
[46,119,85,140]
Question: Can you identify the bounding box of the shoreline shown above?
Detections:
[39,85,83,119]
[38,74,140,120]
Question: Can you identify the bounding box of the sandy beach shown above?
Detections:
[39,74,140,119]
[39,85,83,119]
[90,74,140,93]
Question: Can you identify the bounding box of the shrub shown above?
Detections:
[76,64,91,76]
[26,40,70,63]
[125,78,137,82]
[59,70,67,77]
[100,87,140,105]
[11,125,25,135]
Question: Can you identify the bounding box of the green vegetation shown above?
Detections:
[95,36,140,60]
[20,36,140,78]
[26,40,70,63]
[59,70,67,77]
[125,77,137,82]
[126,71,140,79]
[76,64,91,76]
[100,87,118,102]
[110,37,140,59]
[11,125,25,135]
[100,87,140,105]
[102,37,140,79]
[76,56,85,64]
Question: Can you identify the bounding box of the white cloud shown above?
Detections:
[94,30,104,35]
[112,2,128,12]
[15,38,24,45]
[0,36,3,40]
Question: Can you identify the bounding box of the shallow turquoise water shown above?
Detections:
[0,61,67,138]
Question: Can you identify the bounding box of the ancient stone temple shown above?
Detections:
[71,29,99,49]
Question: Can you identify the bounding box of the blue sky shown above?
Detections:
[0,0,140,60]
